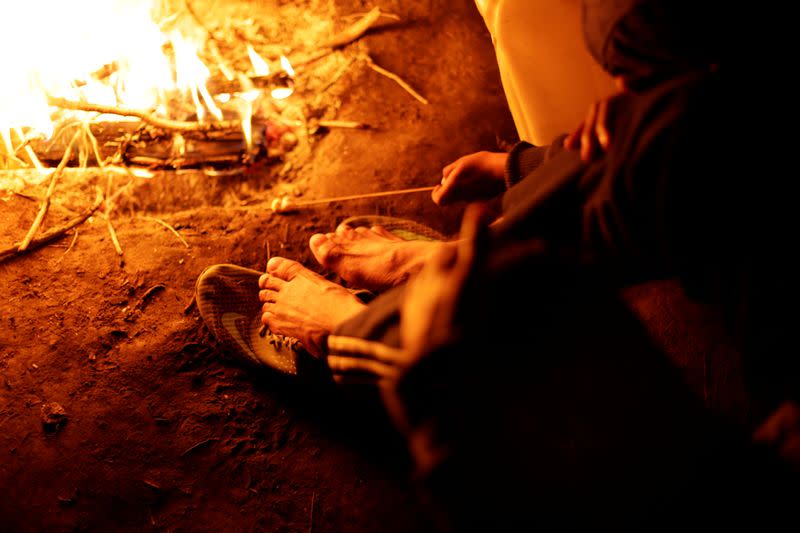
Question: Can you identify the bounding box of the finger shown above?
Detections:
[456,203,490,278]
[433,165,461,205]
[581,102,599,161]
[431,184,444,205]
[753,402,800,444]
[444,162,463,184]
[442,160,458,180]
[596,98,610,150]
[432,183,449,205]
[564,122,583,150]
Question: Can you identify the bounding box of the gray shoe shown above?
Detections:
[195,264,308,375]
[340,215,447,242]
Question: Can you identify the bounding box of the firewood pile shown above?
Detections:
[0,0,427,263]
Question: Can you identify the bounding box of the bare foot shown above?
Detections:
[309,223,448,292]
[258,257,366,357]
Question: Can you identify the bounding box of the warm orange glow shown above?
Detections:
[280,55,296,78]
[247,45,271,77]
[271,56,295,100]
[0,0,272,174]
[1,1,176,139]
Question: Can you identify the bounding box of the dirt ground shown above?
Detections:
[0,0,754,531]
[0,1,517,531]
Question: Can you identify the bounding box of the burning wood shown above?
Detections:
[29,120,280,170]
[0,0,417,261]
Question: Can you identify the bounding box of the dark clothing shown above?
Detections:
[331,65,796,529]
[581,0,728,90]
[330,1,794,529]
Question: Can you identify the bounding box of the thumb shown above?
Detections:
[455,203,490,280]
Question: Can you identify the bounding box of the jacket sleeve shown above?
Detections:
[496,72,729,287]
[504,135,568,189]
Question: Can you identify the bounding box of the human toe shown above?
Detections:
[310,235,339,265]
[267,256,304,280]
[335,223,355,237]
[259,289,278,303]
[309,233,328,253]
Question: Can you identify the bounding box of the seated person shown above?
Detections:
[196,0,797,528]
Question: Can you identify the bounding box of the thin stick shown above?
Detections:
[342,11,400,22]
[323,7,383,49]
[319,57,357,93]
[62,229,80,256]
[18,130,81,252]
[180,437,219,457]
[140,215,190,248]
[309,491,317,533]
[0,188,103,263]
[366,58,428,105]
[183,295,197,315]
[106,217,123,256]
[317,120,370,130]
[48,97,241,133]
[294,186,434,207]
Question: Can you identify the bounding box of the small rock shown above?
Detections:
[41,402,68,433]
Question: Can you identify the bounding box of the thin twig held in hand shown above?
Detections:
[0,188,103,263]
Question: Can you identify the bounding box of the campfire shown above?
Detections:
[0,0,425,263]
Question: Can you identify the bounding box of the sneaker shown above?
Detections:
[340,215,447,242]
[195,264,310,375]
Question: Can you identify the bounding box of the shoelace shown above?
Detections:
[260,328,301,351]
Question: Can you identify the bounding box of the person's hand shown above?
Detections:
[432,151,508,206]
[563,89,626,162]
[753,400,800,471]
